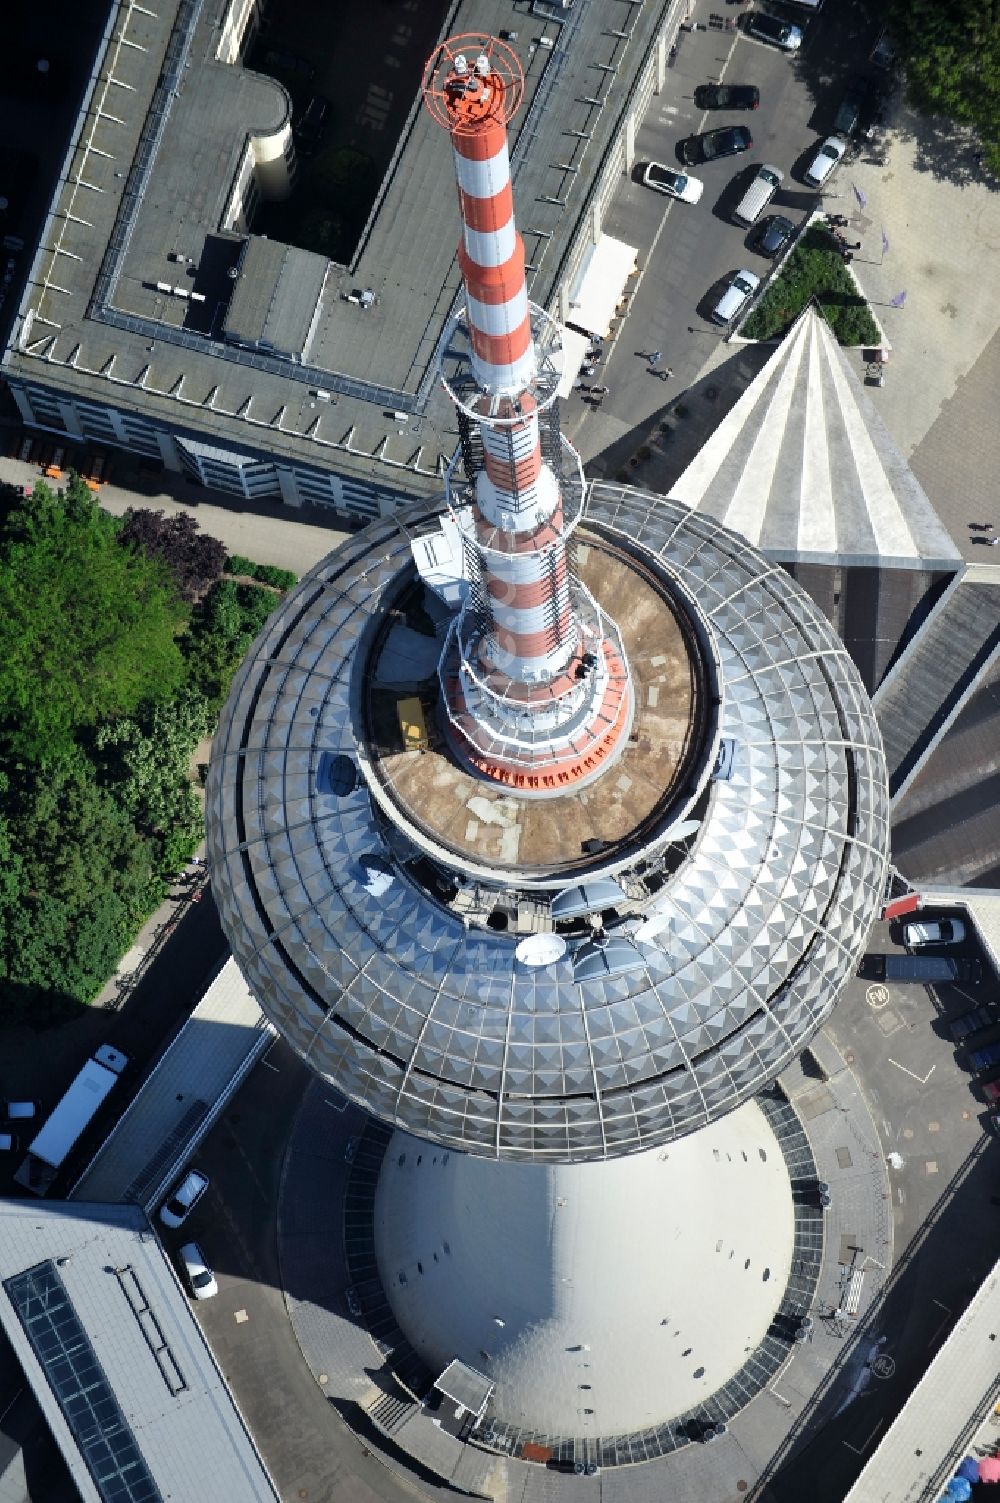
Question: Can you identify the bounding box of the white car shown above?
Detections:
[178,1242,218,1300]
[642,162,704,204]
[903,918,966,948]
[159,1168,209,1228]
[804,136,847,188]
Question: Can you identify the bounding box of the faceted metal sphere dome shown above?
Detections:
[205,483,890,1162]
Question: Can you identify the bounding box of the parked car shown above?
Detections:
[870,28,896,70]
[711,269,761,327]
[969,1040,1000,1074]
[949,1004,998,1042]
[3,1100,37,1122]
[296,94,330,155]
[642,162,704,203]
[833,82,868,137]
[983,1078,1000,1105]
[263,48,315,82]
[159,1168,210,1229]
[178,1242,218,1300]
[694,84,760,111]
[752,213,796,257]
[904,918,966,948]
[680,126,753,166]
[745,13,803,51]
[804,136,847,188]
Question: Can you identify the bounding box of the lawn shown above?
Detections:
[742,224,881,346]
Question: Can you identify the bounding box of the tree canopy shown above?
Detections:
[0,476,293,1016]
[117,507,227,603]
[887,0,1000,173]
[0,478,189,761]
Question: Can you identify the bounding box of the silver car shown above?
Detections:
[904,918,966,948]
[805,136,847,187]
[178,1242,218,1300]
[159,1168,209,1228]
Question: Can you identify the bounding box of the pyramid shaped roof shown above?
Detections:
[668,305,961,571]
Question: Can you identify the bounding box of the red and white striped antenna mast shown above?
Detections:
[421,34,633,793]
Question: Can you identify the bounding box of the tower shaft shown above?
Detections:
[423,37,633,789]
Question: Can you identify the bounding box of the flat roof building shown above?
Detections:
[2,0,678,520]
[0,1200,279,1503]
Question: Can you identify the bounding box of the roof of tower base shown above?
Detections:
[668,305,962,572]
[374,1104,794,1436]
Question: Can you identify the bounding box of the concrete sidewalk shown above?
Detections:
[0,452,350,575]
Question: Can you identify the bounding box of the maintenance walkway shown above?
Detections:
[71,956,271,1209]
[873,564,1000,805]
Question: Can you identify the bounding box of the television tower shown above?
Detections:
[421,35,632,790]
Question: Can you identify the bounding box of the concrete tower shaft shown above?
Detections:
[422,36,633,785]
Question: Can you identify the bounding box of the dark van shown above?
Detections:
[861,954,982,984]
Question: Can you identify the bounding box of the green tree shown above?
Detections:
[0,478,189,760]
[92,690,213,874]
[887,0,1000,173]
[0,751,164,1010]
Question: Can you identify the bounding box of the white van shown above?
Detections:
[734,164,784,227]
[711,269,761,327]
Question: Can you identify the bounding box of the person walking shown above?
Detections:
[659,366,674,381]
[648,350,662,368]
[989,536,1000,547]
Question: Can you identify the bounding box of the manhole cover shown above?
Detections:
[318,1373,328,1385]
[705,385,719,401]
[737,1484,748,1494]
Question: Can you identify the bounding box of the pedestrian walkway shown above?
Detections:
[0,451,349,575]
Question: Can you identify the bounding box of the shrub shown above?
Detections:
[742,225,880,345]
[253,563,298,590]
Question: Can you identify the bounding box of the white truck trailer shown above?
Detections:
[15,1044,128,1194]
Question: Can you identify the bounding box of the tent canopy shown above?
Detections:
[566,234,637,338]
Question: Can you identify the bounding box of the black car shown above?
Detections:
[752,214,795,257]
[694,84,760,111]
[296,94,330,155]
[833,83,867,136]
[680,126,753,166]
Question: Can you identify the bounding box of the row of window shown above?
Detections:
[16,384,396,519]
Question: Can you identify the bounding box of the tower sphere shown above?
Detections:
[205,486,890,1162]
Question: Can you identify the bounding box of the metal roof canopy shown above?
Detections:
[434,1358,494,1421]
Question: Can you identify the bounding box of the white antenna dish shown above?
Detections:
[634,911,671,946]
[515,934,568,967]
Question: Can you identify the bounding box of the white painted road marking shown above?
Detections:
[887,1058,936,1085]
[843,1419,886,1455]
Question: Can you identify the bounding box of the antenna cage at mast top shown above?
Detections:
[421,32,525,133]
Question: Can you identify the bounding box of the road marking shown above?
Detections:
[887,1058,936,1085]
[324,1095,347,1113]
[260,1060,279,1073]
[928,1315,951,1348]
[866,983,890,1010]
[0,1389,23,1425]
[843,1419,885,1455]
[932,1299,951,1312]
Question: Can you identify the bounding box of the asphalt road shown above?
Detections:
[566,0,885,472]
[761,906,999,1500]
[169,1038,430,1503]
